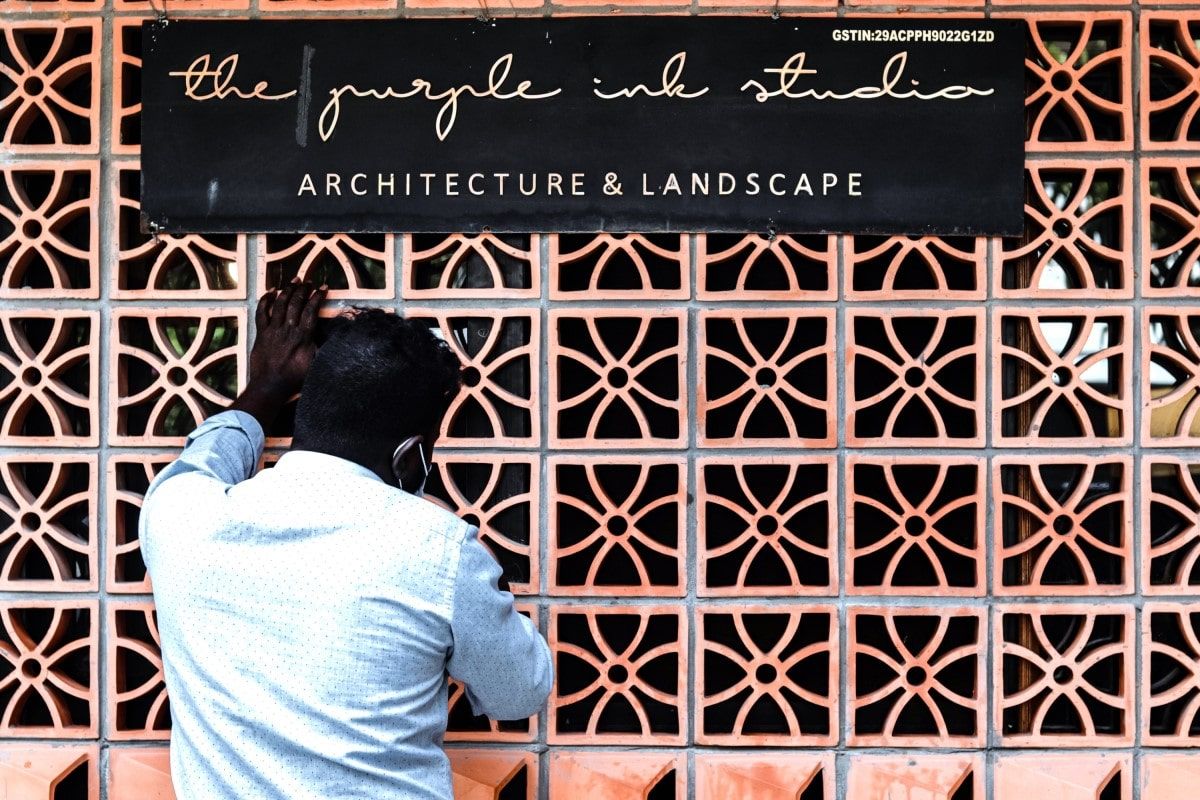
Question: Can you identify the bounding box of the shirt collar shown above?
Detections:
[271,450,386,484]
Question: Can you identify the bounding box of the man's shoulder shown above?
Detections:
[364,485,471,546]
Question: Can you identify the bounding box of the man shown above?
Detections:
[140,281,553,800]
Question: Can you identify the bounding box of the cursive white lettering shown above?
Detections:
[317,54,561,142]
[593,52,710,100]
[740,51,992,102]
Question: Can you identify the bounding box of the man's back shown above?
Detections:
[141,412,552,800]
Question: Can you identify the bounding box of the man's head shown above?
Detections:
[292,308,462,489]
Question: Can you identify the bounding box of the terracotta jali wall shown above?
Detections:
[1,1,1199,798]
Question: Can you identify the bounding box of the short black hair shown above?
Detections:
[293,308,462,458]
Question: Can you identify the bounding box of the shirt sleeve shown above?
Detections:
[446,526,553,721]
[144,410,265,499]
[139,410,266,566]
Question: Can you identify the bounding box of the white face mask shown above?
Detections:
[391,437,431,496]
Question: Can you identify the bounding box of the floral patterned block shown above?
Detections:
[1142,14,1200,149]
[699,310,835,447]
[549,233,687,299]
[0,600,97,738]
[0,744,98,800]
[0,454,96,591]
[845,754,982,800]
[847,457,984,596]
[106,602,169,740]
[995,753,1131,800]
[548,457,685,597]
[111,19,142,156]
[0,161,99,298]
[845,235,985,300]
[1003,14,1132,150]
[548,606,685,745]
[0,20,101,154]
[994,160,1132,298]
[849,606,984,747]
[423,455,539,596]
[1144,603,1200,745]
[698,457,835,597]
[110,309,246,446]
[105,455,172,594]
[258,234,392,299]
[847,309,984,447]
[695,754,833,800]
[1145,310,1200,445]
[1143,160,1200,296]
[1144,458,1200,594]
[111,165,246,299]
[549,310,687,449]
[402,233,539,299]
[994,307,1132,446]
[697,233,836,301]
[405,309,539,448]
[995,604,1133,746]
[993,456,1133,595]
[696,605,837,746]
[0,310,98,447]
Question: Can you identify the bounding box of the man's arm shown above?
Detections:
[446,527,553,721]
[142,281,326,504]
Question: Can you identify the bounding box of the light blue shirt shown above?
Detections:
[140,410,553,800]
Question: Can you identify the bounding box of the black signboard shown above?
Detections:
[141,18,1025,235]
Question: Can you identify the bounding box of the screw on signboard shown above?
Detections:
[148,0,170,24]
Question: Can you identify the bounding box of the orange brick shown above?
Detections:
[993,306,1133,446]
[696,605,837,746]
[0,161,100,299]
[0,454,97,592]
[109,308,246,446]
[996,753,1131,800]
[108,747,174,800]
[0,744,98,800]
[0,600,97,738]
[698,456,836,597]
[697,233,836,301]
[848,456,984,596]
[548,751,683,799]
[994,604,1133,746]
[0,310,99,446]
[848,606,984,747]
[993,160,1133,298]
[548,606,686,745]
[548,456,685,597]
[847,308,985,447]
[402,233,540,299]
[695,754,833,800]
[549,233,687,300]
[699,309,835,447]
[846,753,982,800]
[0,20,101,154]
[549,309,687,449]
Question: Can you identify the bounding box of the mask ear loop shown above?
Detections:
[415,441,432,495]
[391,436,422,492]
